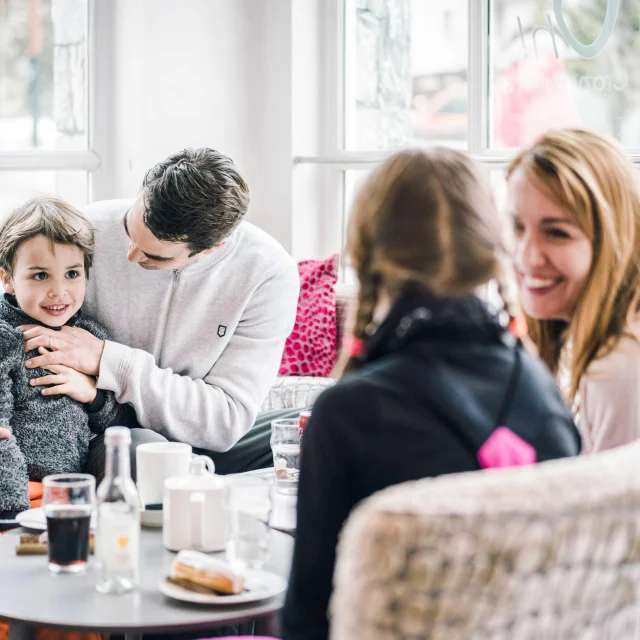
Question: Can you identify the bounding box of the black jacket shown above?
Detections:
[281,287,580,640]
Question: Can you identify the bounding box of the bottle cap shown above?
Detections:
[104,426,132,446]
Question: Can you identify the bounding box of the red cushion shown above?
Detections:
[279,255,339,377]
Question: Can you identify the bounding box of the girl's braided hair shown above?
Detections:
[339,147,505,376]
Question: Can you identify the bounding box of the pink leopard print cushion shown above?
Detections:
[279,254,339,377]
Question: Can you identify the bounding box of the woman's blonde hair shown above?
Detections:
[341,147,505,375]
[506,129,640,401]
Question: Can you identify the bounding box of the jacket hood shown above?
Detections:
[363,285,512,364]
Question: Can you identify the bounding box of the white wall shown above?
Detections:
[92,0,294,252]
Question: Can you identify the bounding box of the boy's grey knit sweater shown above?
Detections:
[0,294,120,513]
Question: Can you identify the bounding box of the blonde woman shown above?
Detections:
[281,148,579,640]
[507,128,640,453]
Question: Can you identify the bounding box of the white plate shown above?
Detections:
[226,467,275,480]
[16,507,97,531]
[17,507,162,530]
[159,569,287,605]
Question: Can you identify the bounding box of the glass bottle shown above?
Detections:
[95,426,141,594]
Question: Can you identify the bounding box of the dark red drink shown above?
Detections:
[299,410,311,438]
[46,507,91,573]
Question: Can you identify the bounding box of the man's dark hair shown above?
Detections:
[141,148,250,255]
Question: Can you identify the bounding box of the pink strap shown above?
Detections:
[477,426,536,469]
[342,335,366,358]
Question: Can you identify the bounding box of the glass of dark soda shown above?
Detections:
[42,474,95,574]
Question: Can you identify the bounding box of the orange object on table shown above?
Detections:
[0,623,107,640]
[29,481,44,508]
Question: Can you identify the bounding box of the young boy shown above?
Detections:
[0,197,119,520]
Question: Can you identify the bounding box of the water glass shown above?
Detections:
[270,418,301,494]
[225,476,273,571]
[42,474,95,574]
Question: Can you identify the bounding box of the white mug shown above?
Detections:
[136,442,213,508]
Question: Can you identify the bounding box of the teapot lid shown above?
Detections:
[164,457,225,491]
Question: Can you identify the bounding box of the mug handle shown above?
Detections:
[192,454,215,474]
[190,492,206,550]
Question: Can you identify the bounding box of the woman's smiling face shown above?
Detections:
[508,167,593,322]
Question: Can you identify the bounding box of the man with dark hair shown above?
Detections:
[19,148,300,476]
[140,148,251,258]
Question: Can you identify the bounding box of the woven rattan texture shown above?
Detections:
[331,442,640,639]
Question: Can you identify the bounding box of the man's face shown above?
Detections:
[124,196,216,270]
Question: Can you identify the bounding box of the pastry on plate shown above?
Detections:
[170,549,245,595]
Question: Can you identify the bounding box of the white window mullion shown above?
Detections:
[337,0,352,263]
[86,0,112,201]
[294,150,518,168]
[330,0,347,255]
[295,152,390,169]
[0,151,100,172]
[342,0,357,153]
[468,0,489,155]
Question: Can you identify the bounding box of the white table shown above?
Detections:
[0,526,294,640]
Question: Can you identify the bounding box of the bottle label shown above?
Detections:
[97,503,139,572]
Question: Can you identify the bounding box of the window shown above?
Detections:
[344,0,469,152]
[294,0,640,259]
[0,0,95,209]
[490,0,640,148]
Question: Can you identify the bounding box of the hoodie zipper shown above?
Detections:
[157,269,181,367]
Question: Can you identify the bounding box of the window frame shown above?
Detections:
[0,0,104,201]
[293,0,640,260]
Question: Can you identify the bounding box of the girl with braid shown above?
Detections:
[281,148,580,640]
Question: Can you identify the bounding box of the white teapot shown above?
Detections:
[163,457,228,552]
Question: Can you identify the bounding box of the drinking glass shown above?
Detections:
[42,474,95,574]
[225,476,273,571]
[270,418,301,494]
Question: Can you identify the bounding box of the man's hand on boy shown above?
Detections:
[29,361,98,404]
[18,325,105,376]
[0,428,10,440]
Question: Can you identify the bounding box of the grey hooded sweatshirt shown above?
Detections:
[0,294,119,513]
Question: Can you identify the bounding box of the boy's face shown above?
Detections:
[0,234,86,327]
